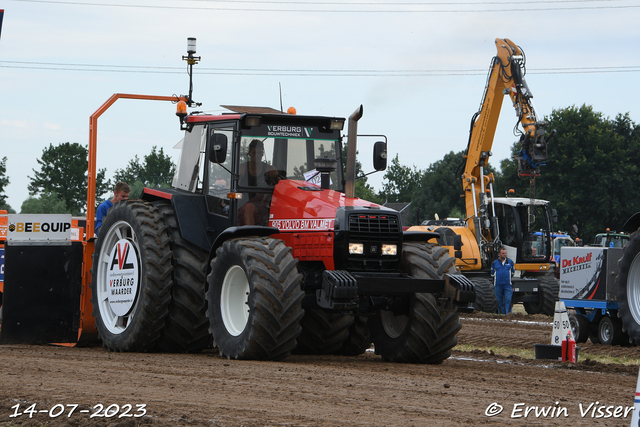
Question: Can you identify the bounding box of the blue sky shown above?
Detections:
[1,0,639,211]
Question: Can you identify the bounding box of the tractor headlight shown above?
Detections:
[349,243,364,255]
[382,244,397,256]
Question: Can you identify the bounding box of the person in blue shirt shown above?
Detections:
[491,247,515,314]
[95,182,131,233]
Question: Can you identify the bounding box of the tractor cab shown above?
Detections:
[591,231,629,248]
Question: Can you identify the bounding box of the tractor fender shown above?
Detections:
[209,226,279,261]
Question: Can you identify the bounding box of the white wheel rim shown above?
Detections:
[220,265,250,336]
[628,252,640,326]
[95,220,141,335]
[380,310,408,339]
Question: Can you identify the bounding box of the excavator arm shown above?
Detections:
[461,38,553,263]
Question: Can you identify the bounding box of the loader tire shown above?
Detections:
[90,200,173,352]
[337,315,371,356]
[154,202,211,353]
[295,308,353,354]
[617,230,640,345]
[206,237,304,360]
[369,243,461,364]
[523,274,558,316]
[471,276,498,314]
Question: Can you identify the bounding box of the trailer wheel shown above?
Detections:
[206,237,304,360]
[337,316,371,356]
[598,316,625,346]
[471,276,498,314]
[154,203,211,353]
[569,314,589,343]
[295,308,353,354]
[370,243,461,364]
[616,231,640,345]
[90,200,173,352]
[523,275,558,316]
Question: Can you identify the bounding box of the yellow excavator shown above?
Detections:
[409,38,558,315]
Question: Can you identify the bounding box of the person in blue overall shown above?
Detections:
[491,247,515,314]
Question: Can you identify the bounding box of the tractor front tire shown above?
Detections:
[369,243,461,364]
[206,237,304,360]
[90,200,173,352]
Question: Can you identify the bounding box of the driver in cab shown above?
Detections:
[238,139,279,225]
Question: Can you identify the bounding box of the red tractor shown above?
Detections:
[3,39,475,363]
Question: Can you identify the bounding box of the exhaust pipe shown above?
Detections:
[345,105,363,199]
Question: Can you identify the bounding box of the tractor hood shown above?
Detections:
[268,180,390,232]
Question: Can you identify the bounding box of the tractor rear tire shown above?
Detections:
[338,315,371,356]
[295,308,353,354]
[90,200,173,352]
[206,237,304,360]
[154,203,211,353]
[369,243,461,364]
[471,276,498,314]
[569,314,589,343]
[617,230,640,345]
[523,274,558,316]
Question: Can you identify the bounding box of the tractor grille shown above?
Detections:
[348,213,400,241]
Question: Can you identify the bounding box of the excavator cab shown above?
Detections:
[492,197,552,265]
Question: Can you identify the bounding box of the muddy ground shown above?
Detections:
[1,311,639,427]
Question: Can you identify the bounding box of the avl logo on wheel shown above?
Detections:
[106,240,140,317]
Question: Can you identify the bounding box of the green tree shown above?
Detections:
[28,143,111,215]
[414,151,466,222]
[341,143,383,203]
[20,191,69,214]
[498,105,640,242]
[380,154,423,204]
[113,146,176,188]
[0,156,12,212]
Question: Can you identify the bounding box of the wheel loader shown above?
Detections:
[0,39,475,363]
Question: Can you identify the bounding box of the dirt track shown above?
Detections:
[1,312,639,427]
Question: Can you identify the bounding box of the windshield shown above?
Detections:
[237,136,341,191]
[519,205,551,262]
[594,234,629,248]
[233,133,341,227]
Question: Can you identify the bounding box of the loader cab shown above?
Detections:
[492,197,552,264]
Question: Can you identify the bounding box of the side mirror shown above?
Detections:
[551,208,558,223]
[373,140,387,171]
[208,131,228,164]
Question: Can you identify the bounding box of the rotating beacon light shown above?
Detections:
[181,37,201,108]
[177,37,202,130]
